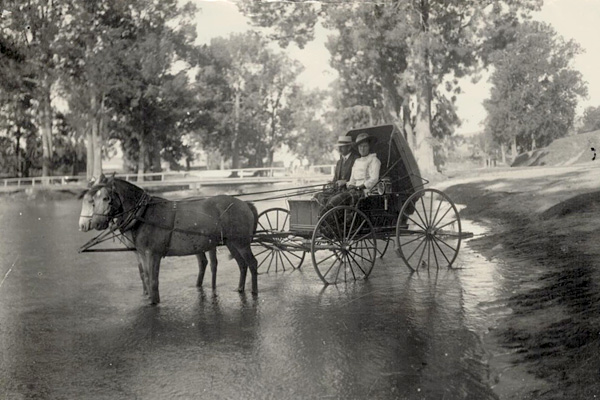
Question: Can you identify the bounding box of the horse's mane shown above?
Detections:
[85,177,144,197]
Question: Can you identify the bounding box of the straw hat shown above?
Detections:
[334,135,353,147]
[355,132,377,146]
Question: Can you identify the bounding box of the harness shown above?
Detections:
[80,189,235,253]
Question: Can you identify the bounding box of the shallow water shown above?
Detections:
[0,196,521,399]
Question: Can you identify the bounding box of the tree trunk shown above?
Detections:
[15,127,21,177]
[137,134,146,181]
[531,133,536,151]
[91,93,103,179]
[412,0,436,176]
[403,104,415,150]
[40,78,53,179]
[511,136,518,160]
[231,89,241,176]
[414,81,436,175]
[150,137,162,173]
[86,121,94,181]
[501,143,506,164]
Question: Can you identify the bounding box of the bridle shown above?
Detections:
[80,184,151,233]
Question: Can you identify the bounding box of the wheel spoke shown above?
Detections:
[265,212,274,231]
[347,210,358,237]
[433,206,453,229]
[345,253,356,280]
[280,249,296,268]
[420,195,430,227]
[349,247,373,263]
[281,212,289,230]
[431,197,444,230]
[253,246,271,257]
[434,218,458,231]
[347,250,368,276]
[266,250,276,273]
[399,233,426,246]
[432,236,452,265]
[413,202,429,231]
[258,251,273,270]
[431,238,441,269]
[347,220,367,243]
[435,234,458,253]
[332,257,343,283]
[321,256,340,280]
[427,235,431,269]
[415,237,428,269]
[402,212,426,231]
[406,236,426,261]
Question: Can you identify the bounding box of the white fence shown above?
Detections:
[0,165,335,189]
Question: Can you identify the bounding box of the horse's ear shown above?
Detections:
[77,189,89,200]
[98,173,107,183]
[88,177,96,188]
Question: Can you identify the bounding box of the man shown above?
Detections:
[314,135,358,208]
[333,135,359,189]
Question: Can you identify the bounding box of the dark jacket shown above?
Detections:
[334,152,359,182]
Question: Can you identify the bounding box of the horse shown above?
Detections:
[78,174,259,305]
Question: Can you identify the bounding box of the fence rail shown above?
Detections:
[0,165,335,189]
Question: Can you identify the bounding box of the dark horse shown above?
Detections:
[78,174,259,305]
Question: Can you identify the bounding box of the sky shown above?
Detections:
[192,0,600,136]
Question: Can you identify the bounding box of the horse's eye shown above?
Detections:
[103,197,110,202]
[88,199,94,204]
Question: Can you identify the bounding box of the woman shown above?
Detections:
[320,132,381,214]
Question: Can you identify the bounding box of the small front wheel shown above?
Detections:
[311,206,377,285]
[252,208,306,272]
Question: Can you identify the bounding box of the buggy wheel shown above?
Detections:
[311,206,377,285]
[377,236,392,258]
[396,189,461,272]
[252,208,306,273]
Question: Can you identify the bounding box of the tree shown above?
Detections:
[239,0,543,175]
[484,21,587,156]
[0,0,74,177]
[288,88,335,165]
[195,32,303,169]
[579,106,600,134]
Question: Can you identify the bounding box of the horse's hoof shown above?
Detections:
[237,288,244,293]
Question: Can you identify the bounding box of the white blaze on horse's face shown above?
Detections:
[90,186,114,230]
[78,191,94,232]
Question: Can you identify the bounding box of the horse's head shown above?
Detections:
[78,174,122,231]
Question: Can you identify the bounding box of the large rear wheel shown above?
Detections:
[252,208,306,272]
[311,206,377,285]
[396,189,461,272]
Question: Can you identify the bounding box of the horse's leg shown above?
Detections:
[238,244,259,295]
[146,251,161,305]
[208,248,218,290]
[136,252,149,296]
[227,244,247,293]
[196,252,208,288]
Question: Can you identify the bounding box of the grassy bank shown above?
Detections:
[443,163,600,399]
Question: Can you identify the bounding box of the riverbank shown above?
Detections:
[442,162,600,399]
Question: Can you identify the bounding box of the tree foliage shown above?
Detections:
[483,21,587,152]
[194,33,304,168]
[579,106,600,134]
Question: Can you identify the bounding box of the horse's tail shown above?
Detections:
[247,202,259,234]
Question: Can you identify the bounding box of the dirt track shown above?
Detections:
[442,162,600,399]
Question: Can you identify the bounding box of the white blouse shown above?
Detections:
[348,153,381,193]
